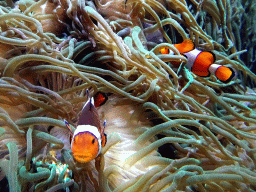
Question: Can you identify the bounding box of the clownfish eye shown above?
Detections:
[92,138,95,144]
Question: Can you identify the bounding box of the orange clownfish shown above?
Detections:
[65,94,107,163]
[94,92,108,108]
[160,39,235,83]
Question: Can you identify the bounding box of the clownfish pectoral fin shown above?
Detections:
[64,120,72,133]
[64,119,69,126]
[102,120,106,133]
[101,120,107,147]
[174,39,194,54]
[102,133,107,147]
[103,120,107,129]
[95,155,101,172]
[64,119,73,142]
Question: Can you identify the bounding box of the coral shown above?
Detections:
[0,0,256,191]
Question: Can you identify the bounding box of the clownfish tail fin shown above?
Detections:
[209,64,236,83]
[208,51,216,62]
[220,67,236,83]
[229,67,236,79]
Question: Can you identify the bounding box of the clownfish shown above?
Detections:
[65,92,107,163]
[94,91,108,107]
[160,39,235,83]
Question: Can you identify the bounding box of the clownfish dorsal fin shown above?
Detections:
[78,96,101,129]
[83,89,94,111]
[81,97,95,112]
[90,97,94,111]
[174,39,195,54]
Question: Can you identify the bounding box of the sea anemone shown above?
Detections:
[0,0,256,191]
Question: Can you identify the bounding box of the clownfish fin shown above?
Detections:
[209,64,236,83]
[174,39,194,53]
[94,92,108,107]
[81,96,95,112]
[216,66,235,82]
[64,119,73,143]
[103,120,107,130]
[90,97,94,111]
[95,155,101,172]
[101,133,107,147]
[101,120,107,147]
[64,119,69,126]
[64,120,72,133]
[78,96,101,128]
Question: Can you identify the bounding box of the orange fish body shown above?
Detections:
[66,96,107,163]
[160,39,235,82]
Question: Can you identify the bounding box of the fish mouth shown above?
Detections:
[74,154,89,158]
[73,154,94,163]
